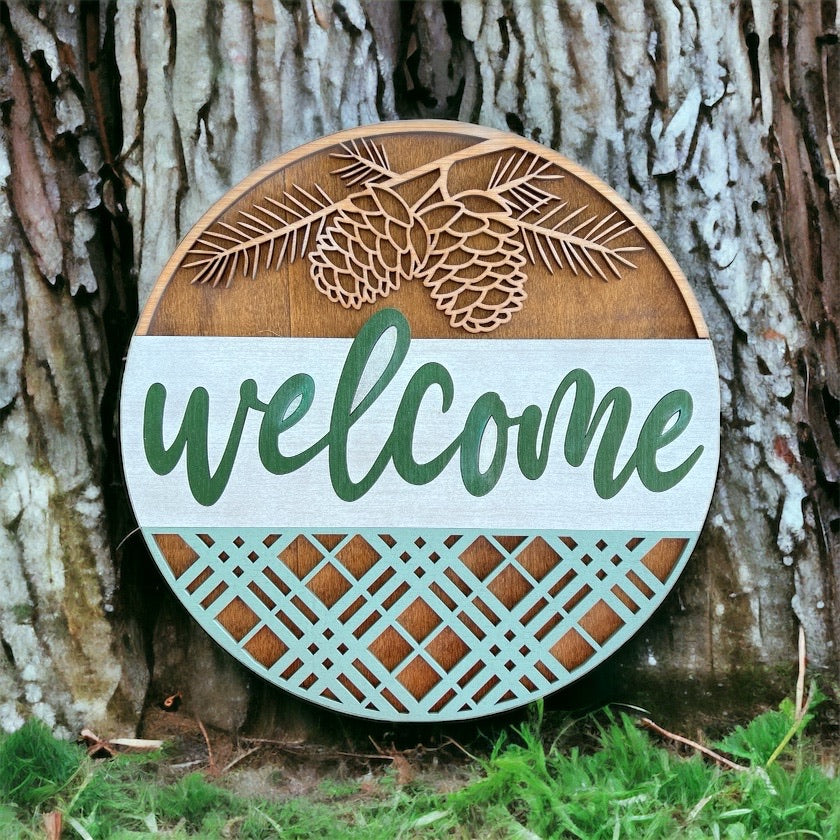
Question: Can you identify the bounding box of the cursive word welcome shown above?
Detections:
[143,309,703,506]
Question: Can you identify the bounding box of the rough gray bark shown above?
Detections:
[457,0,821,677]
[767,0,840,685]
[0,0,837,736]
[0,2,145,735]
[455,0,839,700]
[116,0,404,305]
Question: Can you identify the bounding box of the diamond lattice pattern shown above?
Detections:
[150,529,690,719]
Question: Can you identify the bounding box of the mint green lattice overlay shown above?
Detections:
[143,528,696,721]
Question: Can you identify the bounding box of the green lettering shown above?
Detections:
[460,393,510,496]
[329,308,410,501]
[143,379,258,506]
[142,311,705,507]
[516,370,592,479]
[390,362,460,484]
[636,390,703,491]
[515,371,636,498]
[258,373,318,474]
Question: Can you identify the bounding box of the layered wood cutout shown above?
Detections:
[183,140,644,333]
[124,122,719,721]
[150,530,691,718]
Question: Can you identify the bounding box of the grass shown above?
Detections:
[448,700,839,839]
[0,689,837,839]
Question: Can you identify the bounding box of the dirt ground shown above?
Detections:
[133,696,840,805]
[136,704,479,800]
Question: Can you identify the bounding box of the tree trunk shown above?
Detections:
[0,1,144,736]
[1,0,837,737]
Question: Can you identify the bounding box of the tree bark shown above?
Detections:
[0,1,144,736]
[0,0,837,736]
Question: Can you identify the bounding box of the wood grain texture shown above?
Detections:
[139,123,706,342]
[131,122,713,710]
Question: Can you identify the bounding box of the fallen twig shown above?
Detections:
[221,746,263,774]
[43,811,62,840]
[766,625,811,768]
[795,624,806,718]
[640,717,747,771]
[237,736,322,761]
[79,730,117,758]
[238,735,456,768]
[166,759,204,771]
[110,737,164,750]
[334,749,397,762]
[115,526,142,551]
[78,729,163,758]
[441,736,481,763]
[195,717,218,776]
[367,737,414,783]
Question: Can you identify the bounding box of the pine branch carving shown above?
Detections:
[183,138,645,332]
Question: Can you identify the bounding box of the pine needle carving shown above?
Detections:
[331,139,393,186]
[184,137,645,332]
[183,184,336,287]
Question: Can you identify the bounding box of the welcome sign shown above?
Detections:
[121,122,719,721]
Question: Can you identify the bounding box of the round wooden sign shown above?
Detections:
[121,121,719,721]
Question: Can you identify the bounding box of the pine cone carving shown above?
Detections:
[418,191,527,333]
[310,184,428,309]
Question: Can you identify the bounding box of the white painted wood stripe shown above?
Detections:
[121,335,719,532]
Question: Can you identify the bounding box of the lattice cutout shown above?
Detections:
[147,529,693,721]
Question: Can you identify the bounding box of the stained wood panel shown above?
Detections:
[123,122,717,720]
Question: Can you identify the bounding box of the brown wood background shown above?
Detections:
[143,124,705,340]
[0,1,837,738]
